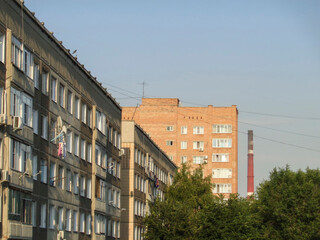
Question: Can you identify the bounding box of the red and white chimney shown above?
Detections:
[247,130,254,198]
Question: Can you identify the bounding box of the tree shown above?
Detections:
[254,166,320,240]
[144,164,259,240]
[144,164,214,240]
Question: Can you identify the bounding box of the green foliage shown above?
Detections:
[144,165,320,240]
[254,166,320,240]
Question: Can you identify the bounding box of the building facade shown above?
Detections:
[0,1,122,239]
[121,121,177,240]
[122,98,238,196]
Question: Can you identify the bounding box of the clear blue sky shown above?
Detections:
[25,0,320,196]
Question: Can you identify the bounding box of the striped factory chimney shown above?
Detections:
[247,130,254,198]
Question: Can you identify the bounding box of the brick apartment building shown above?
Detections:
[123,98,238,196]
[121,121,176,240]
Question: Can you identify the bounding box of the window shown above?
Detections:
[66,169,72,192]
[41,115,48,140]
[58,166,64,189]
[80,175,85,197]
[212,138,232,148]
[51,77,57,102]
[73,210,78,232]
[87,178,92,199]
[87,107,92,127]
[193,126,204,134]
[11,88,33,127]
[116,162,120,178]
[32,155,38,180]
[66,209,71,231]
[23,47,33,78]
[59,83,65,107]
[10,139,31,172]
[212,168,232,178]
[74,173,79,194]
[34,63,40,89]
[58,207,64,230]
[181,156,187,164]
[166,126,173,131]
[80,139,86,160]
[166,140,174,146]
[74,96,80,119]
[193,156,206,164]
[81,103,87,124]
[67,90,72,113]
[49,162,56,186]
[49,205,56,229]
[12,36,23,69]
[22,94,33,127]
[80,212,85,233]
[33,110,38,134]
[0,31,5,63]
[40,159,47,183]
[86,214,91,235]
[193,141,204,150]
[74,134,79,156]
[66,130,72,153]
[41,70,48,95]
[96,110,106,134]
[95,144,101,166]
[213,184,232,193]
[40,203,46,228]
[212,124,232,133]
[87,143,92,163]
[181,126,187,134]
[212,153,229,162]
[32,202,36,226]
[181,141,187,149]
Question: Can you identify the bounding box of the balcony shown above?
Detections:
[10,170,33,191]
[8,221,33,239]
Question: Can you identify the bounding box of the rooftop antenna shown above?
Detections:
[138,81,148,98]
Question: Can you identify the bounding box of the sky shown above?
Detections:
[24,0,320,196]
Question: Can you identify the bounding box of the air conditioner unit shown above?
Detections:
[199,148,204,152]
[204,155,208,160]
[204,160,208,164]
[119,148,125,157]
[0,114,6,125]
[13,116,22,130]
[1,170,10,182]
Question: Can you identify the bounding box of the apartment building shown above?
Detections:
[121,121,177,240]
[122,98,238,196]
[0,1,122,239]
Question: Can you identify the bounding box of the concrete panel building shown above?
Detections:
[123,98,238,196]
[0,1,122,239]
[121,121,177,240]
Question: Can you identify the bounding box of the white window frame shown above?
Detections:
[213,183,232,193]
[51,77,57,102]
[41,70,48,95]
[212,153,229,162]
[41,115,48,140]
[212,168,232,178]
[67,90,73,114]
[181,126,187,134]
[74,134,79,156]
[0,31,5,63]
[181,141,187,149]
[59,83,65,108]
[74,96,80,119]
[193,126,204,134]
[212,138,232,148]
[181,156,187,164]
[212,124,232,133]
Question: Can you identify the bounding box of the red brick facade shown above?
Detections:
[123,98,238,196]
